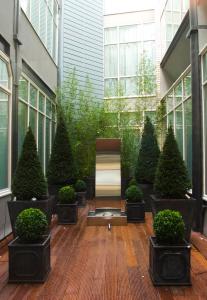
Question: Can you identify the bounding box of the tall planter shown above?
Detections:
[151,195,195,242]
[57,202,78,224]
[8,197,53,237]
[149,237,191,286]
[9,235,51,283]
[126,201,145,223]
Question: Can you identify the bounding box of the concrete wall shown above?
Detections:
[60,0,104,100]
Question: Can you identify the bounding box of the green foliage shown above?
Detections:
[153,210,185,244]
[12,127,47,200]
[47,110,73,184]
[135,117,160,184]
[125,185,143,203]
[62,69,104,179]
[155,101,167,148]
[15,208,48,242]
[128,178,137,187]
[154,126,191,198]
[75,179,87,192]
[58,186,76,204]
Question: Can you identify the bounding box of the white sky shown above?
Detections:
[104,0,159,15]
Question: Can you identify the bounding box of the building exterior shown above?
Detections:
[60,0,104,100]
[0,0,59,240]
[159,0,207,234]
[104,0,161,125]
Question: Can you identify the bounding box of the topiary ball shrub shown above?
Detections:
[15,208,48,243]
[58,186,76,204]
[154,126,191,199]
[125,185,143,203]
[75,179,87,192]
[128,178,137,187]
[153,209,185,245]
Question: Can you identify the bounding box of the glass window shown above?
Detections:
[39,92,45,113]
[203,52,207,83]
[30,84,38,107]
[38,113,45,169]
[143,23,155,41]
[166,92,174,112]
[0,92,8,189]
[19,77,28,101]
[46,98,52,117]
[0,58,9,88]
[45,118,51,170]
[29,107,37,138]
[18,101,28,156]
[104,27,117,44]
[120,77,137,97]
[104,45,118,77]
[175,104,183,156]
[40,0,47,44]
[30,0,40,32]
[120,43,137,76]
[184,73,191,98]
[119,25,137,43]
[47,10,53,55]
[104,79,118,97]
[168,111,174,127]
[184,98,192,179]
[174,82,182,106]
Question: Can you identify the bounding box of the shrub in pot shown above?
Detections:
[135,117,160,211]
[151,126,195,241]
[75,179,87,207]
[47,111,73,212]
[149,209,191,286]
[9,127,52,237]
[125,185,145,222]
[57,186,78,224]
[128,178,137,187]
[8,208,51,283]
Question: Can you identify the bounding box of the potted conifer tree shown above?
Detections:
[151,126,195,241]
[47,111,73,212]
[8,208,51,283]
[125,185,145,222]
[57,186,78,224]
[8,127,52,237]
[135,117,160,211]
[75,179,87,207]
[149,210,191,286]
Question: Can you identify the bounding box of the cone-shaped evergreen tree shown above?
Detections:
[135,117,160,184]
[47,110,73,184]
[154,126,191,198]
[12,127,47,200]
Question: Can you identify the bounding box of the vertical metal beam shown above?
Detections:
[189,0,203,231]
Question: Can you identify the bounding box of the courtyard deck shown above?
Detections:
[0,201,207,300]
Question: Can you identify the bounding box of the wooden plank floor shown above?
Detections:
[1,200,207,299]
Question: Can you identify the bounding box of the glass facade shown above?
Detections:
[20,0,59,62]
[18,75,56,173]
[162,69,192,178]
[202,51,207,197]
[0,56,11,191]
[161,0,189,56]
[104,23,156,98]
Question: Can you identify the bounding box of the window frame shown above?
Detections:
[0,50,12,197]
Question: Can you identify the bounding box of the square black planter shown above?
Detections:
[76,192,87,207]
[149,236,191,286]
[57,202,78,224]
[7,197,53,237]
[8,235,51,283]
[126,201,145,223]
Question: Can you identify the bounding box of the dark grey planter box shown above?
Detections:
[149,236,191,286]
[57,202,78,224]
[8,235,51,283]
[126,200,145,223]
[76,191,87,207]
[150,194,196,242]
[7,197,53,237]
[138,183,153,212]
